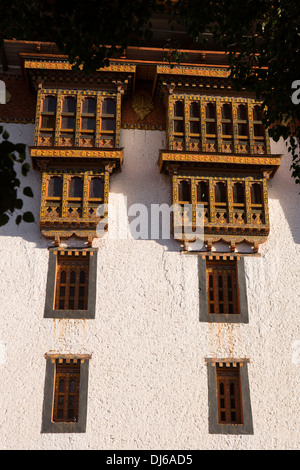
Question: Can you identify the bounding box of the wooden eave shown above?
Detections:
[158,150,282,178]
[30,146,124,172]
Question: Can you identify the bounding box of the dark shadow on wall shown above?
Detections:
[107,131,183,253]
[268,140,300,246]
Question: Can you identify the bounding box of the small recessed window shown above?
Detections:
[44,249,98,319]
[206,359,253,434]
[55,255,89,311]
[42,355,90,433]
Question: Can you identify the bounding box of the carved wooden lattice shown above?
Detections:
[206,260,239,314]
[54,254,90,310]
[216,365,243,424]
[52,360,81,422]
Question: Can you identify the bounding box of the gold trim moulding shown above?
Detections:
[158,150,282,176]
[30,146,124,170]
[24,59,136,73]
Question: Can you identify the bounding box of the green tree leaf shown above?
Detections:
[22,211,35,223]
[23,186,34,197]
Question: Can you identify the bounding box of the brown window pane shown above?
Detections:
[62,96,76,113]
[197,181,208,203]
[61,116,75,130]
[42,95,57,113]
[68,177,83,198]
[221,103,232,120]
[102,98,116,115]
[174,100,184,117]
[52,361,80,423]
[190,101,200,118]
[178,180,191,203]
[237,104,247,121]
[190,121,200,134]
[205,102,216,119]
[81,117,96,131]
[233,183,245,204]
[101,118,115,131]
[238,123,248,136]
[254,123,264,137]
[251,183,262,204]
[89,177,104,199]
[215,182,227,203]
[174,120,184,133]
[47,176,62,198]
[41,115,55,130]
[222,122,232,136]
[82,97,96,114]
[206,121,216,135]
[253,105,263,121]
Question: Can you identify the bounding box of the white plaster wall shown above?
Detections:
[0,124,299,450]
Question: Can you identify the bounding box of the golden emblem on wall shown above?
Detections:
[132,90,154,120]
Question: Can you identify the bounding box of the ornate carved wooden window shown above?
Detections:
[169,173,274,250]
[38,169,108,244]
[216,365,243,425]
[55,254,89,311]
[206,260,239,315]
[165,94,273,155]
[53,360,81,422]
[159,90,281,251]
[34,89,121,149]
[31,86,124,244]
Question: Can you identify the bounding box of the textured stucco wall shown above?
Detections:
[0,124,299,450]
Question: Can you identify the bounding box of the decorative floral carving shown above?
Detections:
[132,90,154,120]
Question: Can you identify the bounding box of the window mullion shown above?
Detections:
[54,91,62,146]
[216,100,222,152]
[75,93,81,146]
